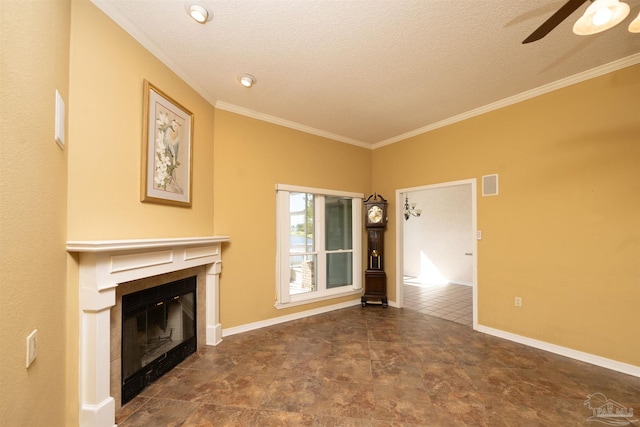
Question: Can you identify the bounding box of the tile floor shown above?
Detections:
[402,279,473,327]
[116,306,640,426]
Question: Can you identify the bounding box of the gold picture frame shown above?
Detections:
[141,80,193,207]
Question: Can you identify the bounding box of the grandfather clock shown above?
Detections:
[362,193,388,308]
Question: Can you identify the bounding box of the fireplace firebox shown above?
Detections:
[121,276,197,404]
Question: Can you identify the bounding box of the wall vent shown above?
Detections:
[482,174,498,196]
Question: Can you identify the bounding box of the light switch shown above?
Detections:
[476,230,482,240]
[55,90,65,148]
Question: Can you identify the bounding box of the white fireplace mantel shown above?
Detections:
[68,236,230,427]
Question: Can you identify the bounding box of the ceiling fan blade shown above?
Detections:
[522,0,587,44]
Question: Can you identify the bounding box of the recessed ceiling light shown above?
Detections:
[239,74,256,88]
[185,3,212,24]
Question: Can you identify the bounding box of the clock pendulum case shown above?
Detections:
[362,193,388,308]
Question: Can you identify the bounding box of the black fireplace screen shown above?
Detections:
[121,276,196,404]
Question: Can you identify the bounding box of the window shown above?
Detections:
[276,184,362,308]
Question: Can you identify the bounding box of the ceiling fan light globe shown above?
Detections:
[629,11,640,33]
[573,0,630,35]
[592,7,612,26]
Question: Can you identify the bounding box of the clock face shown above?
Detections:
[368,205,383,223]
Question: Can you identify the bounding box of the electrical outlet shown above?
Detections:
[515,297,522,307]
[26,329,38,368]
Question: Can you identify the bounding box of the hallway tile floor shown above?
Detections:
[115,306,640,426]
[403,279,473,327]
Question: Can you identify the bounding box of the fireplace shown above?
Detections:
[121,276,197,404]
[67,236,230,427]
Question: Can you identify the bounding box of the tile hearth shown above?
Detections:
[116,306,640,426]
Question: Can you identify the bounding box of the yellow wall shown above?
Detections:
[63,2,371,421]
[65,0,372,332]
[0,0,70,425]
[2,1,638,425]
[213,110,371,327]
[67,0,216,241]
[64,1,218,423]
[372,65,640,366]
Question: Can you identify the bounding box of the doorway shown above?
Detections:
[395,179,477,329]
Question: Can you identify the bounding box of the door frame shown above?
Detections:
[395,178,478,329]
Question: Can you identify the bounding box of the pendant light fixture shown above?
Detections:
[403,194,422,221]
[573,0,630,35]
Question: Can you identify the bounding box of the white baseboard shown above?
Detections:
[81,397,115,427]
[476,325,640,378]
[206,323,223,346]
[222,301,639,379]
[449,281,473,287]
[222,299,362,337]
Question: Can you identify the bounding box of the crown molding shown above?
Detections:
[90,0,219,108]
[215,102,371,149]
[372,53,640,149]
[86,1,640,151]
[220,53,639,150]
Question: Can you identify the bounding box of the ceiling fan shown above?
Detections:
[522,0,639,43]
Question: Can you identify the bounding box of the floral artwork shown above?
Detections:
[141,80,193,207]
[153,107,185,194]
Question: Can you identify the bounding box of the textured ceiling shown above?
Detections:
[91,0,640,147]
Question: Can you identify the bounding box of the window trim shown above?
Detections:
[275,184,363,309]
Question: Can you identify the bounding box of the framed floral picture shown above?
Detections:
[141,80,193,207]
